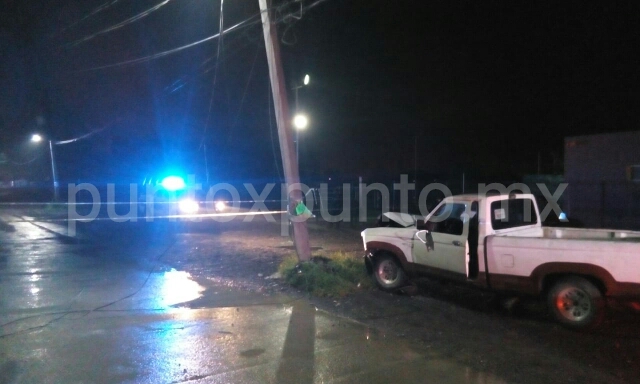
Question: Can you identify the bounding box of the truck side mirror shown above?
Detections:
[415,230,435,251]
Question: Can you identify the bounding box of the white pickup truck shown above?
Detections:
[361,193,640,329]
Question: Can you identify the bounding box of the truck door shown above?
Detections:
[413,202,469,277]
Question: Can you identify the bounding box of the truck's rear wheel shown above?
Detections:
[373,254,406,291]
[547,276,604,330]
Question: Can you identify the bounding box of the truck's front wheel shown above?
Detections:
[547,276,604,330]
[373,254,406,291]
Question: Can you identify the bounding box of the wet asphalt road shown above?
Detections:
[0,209,511,384]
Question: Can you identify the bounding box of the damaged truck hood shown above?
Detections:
[381,212,419,228]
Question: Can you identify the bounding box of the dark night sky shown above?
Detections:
[1,0,639,185]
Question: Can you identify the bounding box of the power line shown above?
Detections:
[46,121,114,147]
[8,154,43,166]
[78,13,261,72]
[65,0,174,47]
[218,43,262,169]
[229,45,261,133]
[53,0,123,37]
[77,0,331,72]
[163,38,257,95]
[199,0,226,152]
[53,126,107,145]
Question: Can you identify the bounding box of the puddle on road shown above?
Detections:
[160,269,205,307]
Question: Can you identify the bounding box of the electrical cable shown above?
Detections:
[85,239,176,314]
[77,0,330,72]
[78,14,261,72]
[276,0,301,46]
[230,44,261,131]
[0,238,177,338]
[198,0,225,152]
[53,126,108,145]
[52,0,123,37]
[65,0,174,47]
[8,154,43,166]
[218,44,261,165]
[163,36,256,94]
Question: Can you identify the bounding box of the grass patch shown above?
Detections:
[278,251,372,297]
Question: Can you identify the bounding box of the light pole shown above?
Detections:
[293,74,310,112]
[292,74,310,168]
[293,113,308,162]
[31,134,59,201]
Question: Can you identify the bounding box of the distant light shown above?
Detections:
[31,134,43,143]
[215,201,227,212]
[293,114,308,130]
[559,212,568,222]
[161,176,186,191]
[178,198,199,214]
[303,74,310,85]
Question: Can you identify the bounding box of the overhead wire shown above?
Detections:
[52,0,123,37]
[276,0,302,46]
[0,126,107,169]
[198,0,226,152]
[76,0,330,72]
[199,0,330,165]
[65,0,174,47]
[163,38,257,95]
[53,127,107,145]
[65,0,331,183]
[77,13,261,72]
[229,45,261,133]
[218,43,262,169]
[9,156,42,166]
[197,0,298,170]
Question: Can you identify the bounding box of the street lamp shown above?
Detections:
[31,134,59,201]
[293,114,308,130]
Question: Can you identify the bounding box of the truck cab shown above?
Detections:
[362,194,541,285]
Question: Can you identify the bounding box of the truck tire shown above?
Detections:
[373,254,406,291]
[547,276,605,330]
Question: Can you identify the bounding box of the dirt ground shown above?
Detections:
[153,217,640,384]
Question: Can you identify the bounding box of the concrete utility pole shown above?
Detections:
[259,0,311,262]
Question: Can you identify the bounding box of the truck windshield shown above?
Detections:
[490,198,538,230]
[428,203,467,235]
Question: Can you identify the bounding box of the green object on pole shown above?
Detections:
[295,201,313,218]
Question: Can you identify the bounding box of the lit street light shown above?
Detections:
[293,114,308,130]
[31,134,59,201]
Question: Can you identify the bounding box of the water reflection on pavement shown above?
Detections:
[0,213,506,383]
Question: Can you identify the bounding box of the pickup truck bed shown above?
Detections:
[540,227,640,241]
[487,227,640,298]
